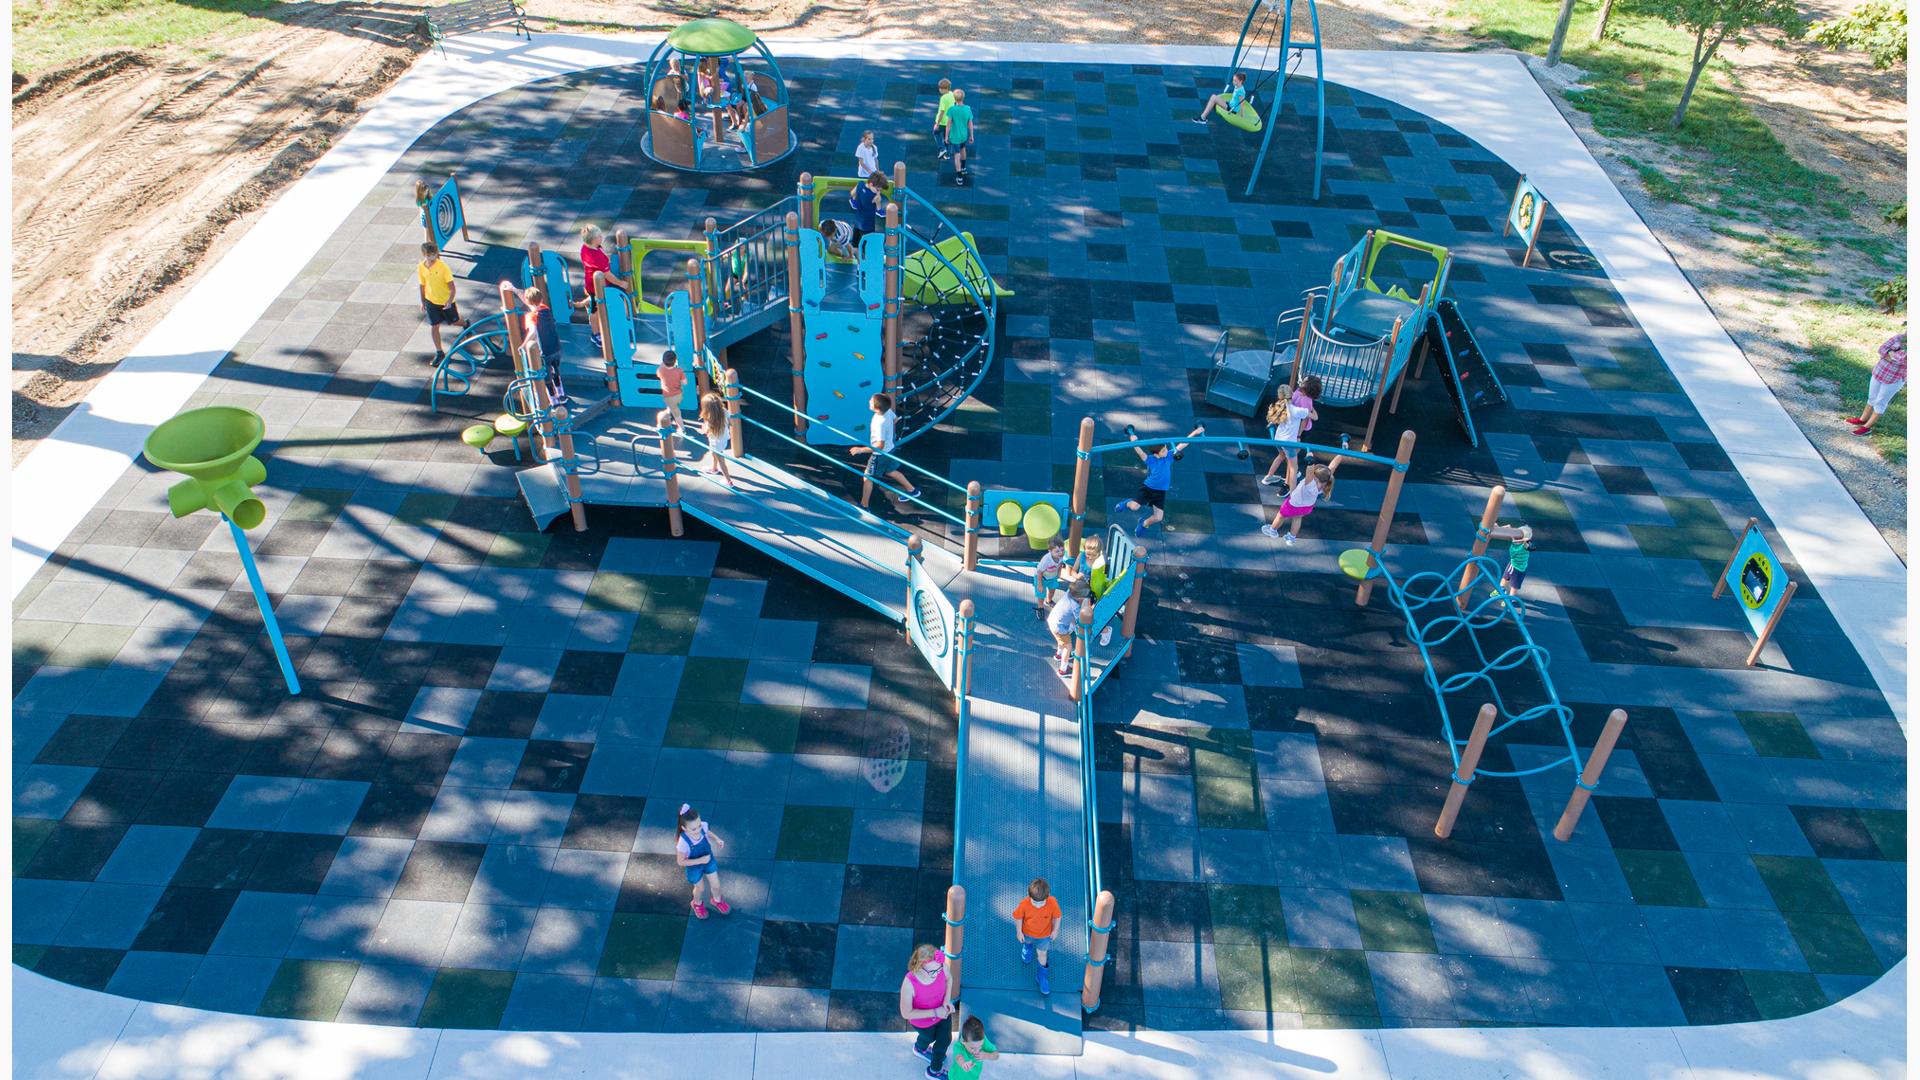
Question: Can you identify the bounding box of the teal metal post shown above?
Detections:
[229,516,300,695]
[1240,0,1325,199]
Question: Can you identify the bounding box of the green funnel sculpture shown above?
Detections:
[142,406,270,529]
[142,407,299,694]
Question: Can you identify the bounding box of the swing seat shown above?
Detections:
[1216,100,1263,133]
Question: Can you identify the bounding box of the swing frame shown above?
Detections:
[1221,0,1325,199]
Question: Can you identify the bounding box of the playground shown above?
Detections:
[8,22,1906,1078]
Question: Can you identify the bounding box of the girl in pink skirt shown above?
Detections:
[1262,463,1336,546]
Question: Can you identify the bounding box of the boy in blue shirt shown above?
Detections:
[1194,71,1250,125]
[1113,423,1204,536]
[944,88,976,186]
[849,172,888,245]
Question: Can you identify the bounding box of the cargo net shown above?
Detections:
[891,216,996,443]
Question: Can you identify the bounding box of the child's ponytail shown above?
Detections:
[1265,397,1290,427]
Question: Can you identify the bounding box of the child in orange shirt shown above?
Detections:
[1011,877,1063,996]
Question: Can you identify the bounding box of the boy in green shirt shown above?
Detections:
[1487,523,1532,599]
[944,88,976,186]
[951,1016,998,1078]
[934,78,955,160]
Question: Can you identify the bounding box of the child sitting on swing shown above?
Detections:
[1194,71,1250,125]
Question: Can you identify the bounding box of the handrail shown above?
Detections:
[735,414,916,539]
[674,424,911,583]
[1086,434,1407,472]
[732,381,969,522]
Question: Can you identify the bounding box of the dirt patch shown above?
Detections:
[9,2,428,463]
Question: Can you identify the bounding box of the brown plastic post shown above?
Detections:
[963,481,983,571]
[1407,283,1434,383]
[1287,292,1315,399]
[659,412,685,537]
[553,405,586,532]
[883,202,902,394]
[1071,602,1093,703]
[1361,317,1400,454]
[1747,580,1797,667]
[1458,484,1507,609]
[1356,430,1416,607]
[1434,703,1497,839]
[1082,889,1115,1011]
[686,259,712,396]
[943,885,965,1006]
[783,212,808,434]
[797,172,815,231]
[497,282,546,458]
[1068,417,1095,557]
[594,271,620,396]
[1554,709,1629,841]
[723,368,744,462]
[1120,545,1147,639]
[1712,518,1760,600]
[892,160,907,196]
[905,536,923,632]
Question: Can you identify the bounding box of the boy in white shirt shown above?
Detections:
[849,393,922,509]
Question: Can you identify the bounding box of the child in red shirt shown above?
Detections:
[1011,877,1063,996]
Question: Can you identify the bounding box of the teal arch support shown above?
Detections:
[1230,0,1326,199]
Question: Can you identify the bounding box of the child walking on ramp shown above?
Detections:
[1012,877,1063,995]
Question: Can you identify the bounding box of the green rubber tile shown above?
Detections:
[1162,500,1215,535]
[676,658,749,703]
[587,572,651,612]
[1010,160,1046,181]
[1735,711,1820,759]
[282,488,354,524]
[1752,855,1849,913]
[664,700,736,749]
[12,620,74,665]
[1192,730,1255,778]
[1432,185,1471,202]
[1741,970,1828,1020]
[1855,809,1906,861]
[1094,342,1140,367]
[1627,525,1737,565]
[1162,215,1237,236]
[1781,911,1882,976]
[1196,773,1265,830]
[1009,256,1050,278]
[1207,884,1287,946]
[732,704,802,754]
[1118,196,1158,215]
[1284,948,1379,1019]
[1615,849,1707,908]
[641,575,709,610]
[1240,234,1284,254]
[1216,940,1295,1013]
[1660,496,1728,533]
[45,624,136,669]
[328,430,389,459]
[628,611,697,654]
[1350,891,1438,954]
[1001,383,1052,413]
[417,968,516,1028]
[778,805,853,863]
[15,818,57,874]
[598,914,688,980]
[1303,1012,1387,1029]
[1163,248,1213,288]
[1106,83,1140,106]
[1583,346,1679,393]
[257,959,358,1021]
[1077,125,1112,142]
[1211,266,1254,290]
[14,945,47,970]
[485,532,551,569]
[1074,102,1111,117]
[396,492,460,526]
[950,399,1004,434]
[999,409,1053,437]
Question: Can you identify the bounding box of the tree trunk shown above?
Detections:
[1670,29,1723,128]
[1589,0,1615,43]
[1545,0,1580,65]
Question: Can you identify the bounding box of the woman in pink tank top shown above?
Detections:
[899,943,953,1078]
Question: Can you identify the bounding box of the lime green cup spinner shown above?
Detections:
[141,406,270,529]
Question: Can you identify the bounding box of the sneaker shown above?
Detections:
[1021,942,1035,965]
[925,1068,947,1080]
[589,333,603,352]
[1057,656,1073,677]
[1133,521,1149,537]
[913,1044,934,1065]
[431,350,445,364]
[1260,475,1283,486]
[1113,499,1132,515]
[1099,626,1113,647]
[1852,425,1874,436]
[904,487,924,500]
[1283,533,1296,546]
[691,902,708,919]
[1036,963,1052,995]
[1190,116,1209,124]
[1260,524,1281,539]
[1844,416,1867,425]
[711,899,731,915]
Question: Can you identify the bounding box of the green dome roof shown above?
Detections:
[666,18,757,56]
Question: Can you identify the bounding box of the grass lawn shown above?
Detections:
[12,0,282,74]
[1791,302,1906,464]
[1452,0,1906,466]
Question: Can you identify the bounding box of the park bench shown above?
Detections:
[421,0,530,56]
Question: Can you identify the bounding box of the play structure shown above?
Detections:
[140,407,300,696]
[1280,228,1507,451]
[640,18,797,172]
[1338,483,1629,842]
[1203,303,1305,416]
[1218,0,1325,198]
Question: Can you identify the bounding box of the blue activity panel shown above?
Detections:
[801,313,882,445]
[521,249,572,306]
[1724,525,1786,637]
[907,557,962,692]
[424,176,465,249]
